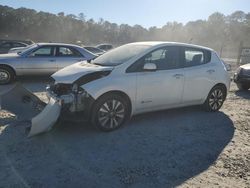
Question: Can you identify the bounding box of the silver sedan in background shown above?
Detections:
[0,43,97,84]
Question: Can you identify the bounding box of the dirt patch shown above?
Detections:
[0,80,249,188]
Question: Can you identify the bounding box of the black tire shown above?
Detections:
[203,85,226,112]
[0,66,15,85]
[236,83,250,91]
[91,94,129,131]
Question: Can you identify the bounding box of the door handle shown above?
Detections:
[207,69,215,74]
[173,74,184,79]
[49,59,56,62]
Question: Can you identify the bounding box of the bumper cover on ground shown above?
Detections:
[0,83,61,136]
[29,97,61,137]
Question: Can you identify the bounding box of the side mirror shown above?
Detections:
[143,63,157,71]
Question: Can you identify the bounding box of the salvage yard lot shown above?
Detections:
[0,79,249,187]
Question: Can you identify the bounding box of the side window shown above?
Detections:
[57,47,82,57]
[30,46,54,57]
[184,48,211,67]
[126,46,180,72]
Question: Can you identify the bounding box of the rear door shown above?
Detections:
[182,47,216,104]
[21,45,57,75]
[55,46,86,70]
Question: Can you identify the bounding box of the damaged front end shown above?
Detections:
[1,62,113,136]
[29,82,94,136]
[30,68,112,136]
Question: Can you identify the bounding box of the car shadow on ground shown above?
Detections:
[0,106,234,188]
[235,90,250,99]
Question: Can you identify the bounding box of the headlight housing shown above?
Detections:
[241,68,250,75]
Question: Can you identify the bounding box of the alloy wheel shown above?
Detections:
[208,89,224,110]
[0,69,10,84]
[97,99,125,129]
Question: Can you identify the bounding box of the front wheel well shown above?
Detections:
[92,90,132,117]
[0,64,16,76]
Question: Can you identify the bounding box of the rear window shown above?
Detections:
[57,46,83,57]
[184,48,211,67]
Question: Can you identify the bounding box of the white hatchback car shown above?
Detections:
[41,42,230,133]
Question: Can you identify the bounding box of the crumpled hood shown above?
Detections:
[241,63,250,70]
[0,53,19,59]
[52,61,113,84]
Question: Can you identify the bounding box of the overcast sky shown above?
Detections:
[1,0,250,28]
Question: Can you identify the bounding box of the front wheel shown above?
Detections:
[91,94,129,131]
[0,66,15,85]
[203,86,226,112]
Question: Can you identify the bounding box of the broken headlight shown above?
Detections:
[48,83,72,96]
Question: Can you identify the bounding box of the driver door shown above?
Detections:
[21,45,57,75]
[131,46,185,112]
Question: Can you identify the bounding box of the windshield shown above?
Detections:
[19,43,38,55]
[91,44,151,66]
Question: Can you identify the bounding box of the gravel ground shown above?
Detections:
[0,79,249,188]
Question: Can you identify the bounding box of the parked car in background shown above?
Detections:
[83,46,105,56]
[0,43,97,84]
[0,41,29,54]
[239,48,250,65]
[8,44,35,54]
[43,42,230,133]
[234,63,250,90]
[96,43,113,51]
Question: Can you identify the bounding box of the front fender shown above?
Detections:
[82,74,137,112]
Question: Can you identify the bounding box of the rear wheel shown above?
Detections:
[236,83,250,91]
[91,94,129,131]
[203,86,226,112]
[0,66,15,85]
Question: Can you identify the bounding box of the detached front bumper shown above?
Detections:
[29,88,76,137]
[29,97,61,137]
[30,86,94,136]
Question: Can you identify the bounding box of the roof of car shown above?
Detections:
[127,41,213,51]
[36,43,82,48]
[96,43,113,46]
[36,42,213,51]
[0,39,34,45]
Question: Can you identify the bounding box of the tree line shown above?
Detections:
[0,5,250,58]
